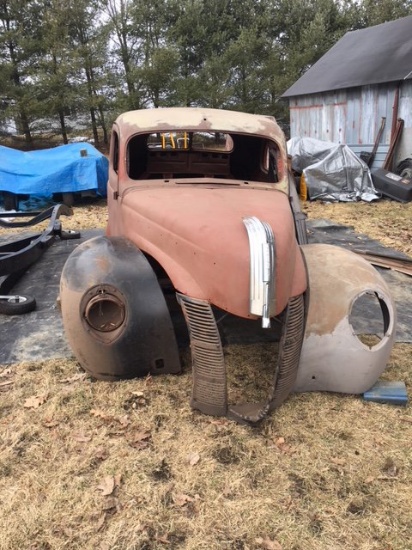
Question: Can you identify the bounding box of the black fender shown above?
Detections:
[60,236,181,380]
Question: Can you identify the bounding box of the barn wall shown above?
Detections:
[398,79,412,162]
[288,81,412,169]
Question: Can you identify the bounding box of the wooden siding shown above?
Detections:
[288,81,412,169]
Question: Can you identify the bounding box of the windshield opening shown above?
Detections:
[127,131,282,183]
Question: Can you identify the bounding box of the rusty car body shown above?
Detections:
[60,108,396,424]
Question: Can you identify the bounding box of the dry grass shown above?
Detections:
[0,197,411,550]
[302,199,412,255]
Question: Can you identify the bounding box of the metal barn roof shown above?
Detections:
[282,15,412,98]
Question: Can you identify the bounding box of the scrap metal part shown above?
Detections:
[60,236,181,380]
[295,244,397,394]
[0,204,80,314]
[178,292,305,425]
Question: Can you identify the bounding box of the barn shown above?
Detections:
[282,15,412,173]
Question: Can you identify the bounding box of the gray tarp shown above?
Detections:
[287,137,380,202]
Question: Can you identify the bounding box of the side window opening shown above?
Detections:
[111,130,119,174]
[231,135,281,182]
[127,134,148,179]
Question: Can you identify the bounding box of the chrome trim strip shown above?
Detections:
[243,216,276,328]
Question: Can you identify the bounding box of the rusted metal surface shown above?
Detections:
[0,205,79,312]
[179,292,305,425]
[109,187,306,319]
[112,108,289,195]
[60,236,181,380]
[60,107,398,424]
[117,107,286,146]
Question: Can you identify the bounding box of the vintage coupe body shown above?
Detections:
[60,108,396,424]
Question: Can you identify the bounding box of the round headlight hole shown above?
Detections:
[84,292,126,332]
[349,291,391,349]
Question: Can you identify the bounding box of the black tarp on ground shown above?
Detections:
[0,220,411,365]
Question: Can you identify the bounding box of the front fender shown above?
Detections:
[60,236,181,380]
[295,244,396,394]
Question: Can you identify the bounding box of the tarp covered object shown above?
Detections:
[288,137,380,202]
[0,143,108,197]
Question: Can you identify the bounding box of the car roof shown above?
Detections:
[115,107,285,144]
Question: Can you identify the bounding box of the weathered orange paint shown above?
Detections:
[108,185,306,318]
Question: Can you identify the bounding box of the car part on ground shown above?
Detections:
[395,157,412,179]
[0,204,80,315]
[60,235,181,379]
[0,294,36,315]
[60,107,397,424]
[295,244,396,394]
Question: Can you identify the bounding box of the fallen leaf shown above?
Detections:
[60,373,87,384]
[275,437,293,454]
[101,497,117,511]
[187,452,200,466]
[97,473,121,497]
[155,534,170,544]
[96,513,106,531]
[127,429,151,449]
[173,493,194,507]
[90,409,131,429]
[255,536,283,550]
[24,394,48,409]
[0,368,13,377]
[94,447,109,461]
[118,415,130,427]
[90,409,112,421]
[73,432,92,443]
[0,380,13,387]
[42,419,59,428]
[382,457,398,477]
[330,457,346,466]
[364,476,375,484]
[97,476,115,496]
[210,418,229,426]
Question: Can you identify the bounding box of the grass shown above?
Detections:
[0,197,411,550]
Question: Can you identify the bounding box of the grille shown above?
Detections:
[269,294,305,409]
[176,293,228,416]
[177,292,305,424]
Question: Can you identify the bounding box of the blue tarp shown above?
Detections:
[0,143,108,197]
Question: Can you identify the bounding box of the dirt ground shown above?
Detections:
[0,197,411,550]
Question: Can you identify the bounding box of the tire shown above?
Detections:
[62,192,75,207]
[60,229,81,240]
[53,192,75,207]
[3,192,19,211]
[0,295,36,315]
[395,158,412,179]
